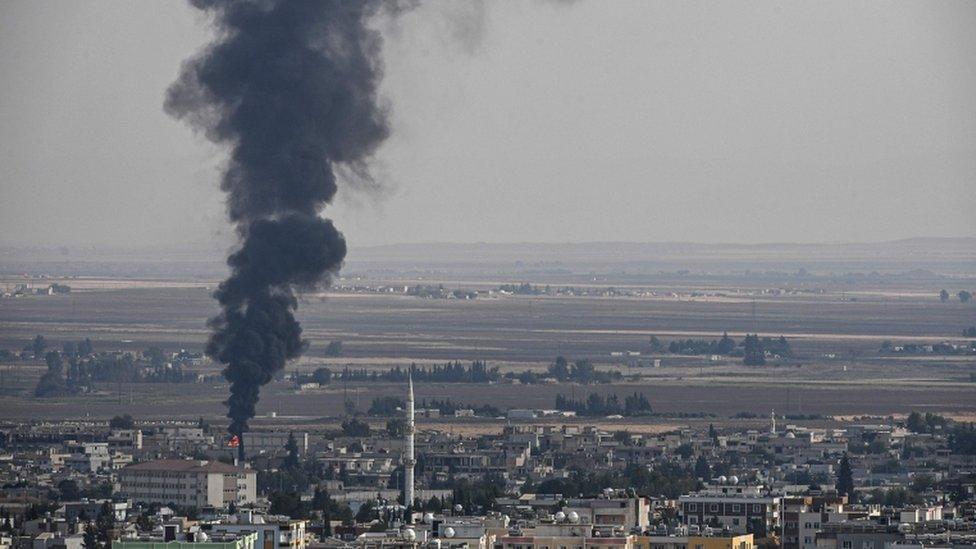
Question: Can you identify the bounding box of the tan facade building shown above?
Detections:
[119,459,256,508]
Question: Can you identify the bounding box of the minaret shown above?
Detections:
[404,372,415,515]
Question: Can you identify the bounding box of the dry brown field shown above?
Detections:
[1,267,974,428]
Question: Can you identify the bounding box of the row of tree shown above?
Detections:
[34,348,195,398]
[940,289,973,303]
[667,332,737,355]
[545,357,622,384]
[554,391,653,417]
[298,361,500,385]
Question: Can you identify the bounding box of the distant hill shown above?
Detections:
[2,237,974,279]
[344,237,976,276]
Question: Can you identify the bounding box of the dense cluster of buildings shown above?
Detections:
[1,380,974,549]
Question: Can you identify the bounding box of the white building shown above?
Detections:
[210,510,307,549]
[119,459,256,508]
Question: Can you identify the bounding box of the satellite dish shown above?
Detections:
[443,527,455,539]
[403,529,417,541]
[454,504,463,513]
[568,512,580,523]
[729,476,739,485]
[423,513,434,524]
[718,476,727,484]
[555,512,566,522]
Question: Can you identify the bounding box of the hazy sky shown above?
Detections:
[1,1,975,250]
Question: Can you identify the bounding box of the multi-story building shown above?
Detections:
[118,459,256,508]
[678,484,779,537]
[782,496,847,549]
[61,442,111,473]
[564,496,650,531]
[108,429,143,451]
[210,511,307,549]
[495,525,634,549]
[116,529,258,549]
[813,522,902,549]
[241,432,308,459]
[635,533,754,549]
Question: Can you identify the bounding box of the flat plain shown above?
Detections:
[1,239,974,430]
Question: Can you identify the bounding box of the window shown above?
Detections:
[688,503,697,512]
[689,517,698,524]
[733,519,740,526]
[753,504,763,513]
[842,542,852,549]
[710,504,719,513]
[732,504,741,513]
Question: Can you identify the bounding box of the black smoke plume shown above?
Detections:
[166,0,393,459]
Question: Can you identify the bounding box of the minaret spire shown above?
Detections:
[404,371,415,517]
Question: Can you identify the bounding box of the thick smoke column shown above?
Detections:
[166,0,392,459]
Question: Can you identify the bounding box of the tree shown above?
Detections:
[548,356,570,381]
[83,521,97,549]
[836,453,854,498]
[269,492,308,519]
[78,338,94,356]
[570,360,596,383]
[648,336,665,353]
[135,514,154,533]
[940,289,950,302]
[312,488,336,537]
[109,414,135,430]
[905,410,925,433]
[960,290,973,304]
[96,501,115,546]
[386,418,406,438]
[716,332,736,354]
[341,418,371,437]
[694,455,711,479]
[31,335,47,358]
[58,479,81,501]
[312,367,332,385]
[34,351,67,397]
[425,495,442,512]
[742,334,765,366]
[283,432,300,470]
[324,341,343,357]
[355,500,375,523]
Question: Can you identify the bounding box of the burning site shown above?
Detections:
[165,0,395,459]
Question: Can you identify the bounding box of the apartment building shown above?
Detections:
[679,484,779,538]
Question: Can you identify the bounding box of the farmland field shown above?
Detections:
[1,240,975,429]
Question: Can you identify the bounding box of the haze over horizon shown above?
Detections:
[2,0,976,250]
